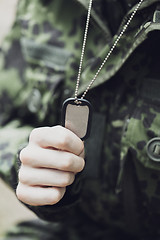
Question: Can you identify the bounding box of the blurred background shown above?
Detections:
[0,0,18,44]
[0,0,36,237]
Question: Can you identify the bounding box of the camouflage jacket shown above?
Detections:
[1,0,160,238]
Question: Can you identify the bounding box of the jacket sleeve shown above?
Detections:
[0,1,83,222]
[0,15,33,187]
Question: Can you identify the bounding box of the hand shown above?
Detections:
[16,126,85,206]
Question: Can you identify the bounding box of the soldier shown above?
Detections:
[1,0,160,239]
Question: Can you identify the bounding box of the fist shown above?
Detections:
[16,126,85,206]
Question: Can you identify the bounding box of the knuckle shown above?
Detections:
[16,183,26,202]
[18,167,23,182]
[18,167,29,185]
[29,128,39,142]
[53,125,63,131]
[16,184,21,199]
[58,135,70,149]
[53,188,62,203]
[46,188,65,205]
[30,127,51,146]
[78,158,85,172]
[79,142,85,156]
[19,147,29,165]
[62,155,73,170]
[29,127,48,142]
[61,173,75,186]
[69,173,75,185]
[54,126,70,148]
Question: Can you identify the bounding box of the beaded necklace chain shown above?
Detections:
[62,0,144,140]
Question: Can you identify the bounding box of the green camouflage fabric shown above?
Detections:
[1,0,160,239]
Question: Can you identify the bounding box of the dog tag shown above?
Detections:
[62,98,92,140]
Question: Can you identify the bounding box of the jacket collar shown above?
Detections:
[76,0,160,95]
[77,0,159,9]
[75,0,160,40]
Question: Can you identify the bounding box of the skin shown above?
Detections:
[16,125,85,206]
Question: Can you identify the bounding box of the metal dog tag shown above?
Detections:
[62,98,92,140]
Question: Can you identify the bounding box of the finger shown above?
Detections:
[16,183,66,206]
[19,165,75,187]
[29,126,84,156]
[79,147,85,158]
[20,146,85,173]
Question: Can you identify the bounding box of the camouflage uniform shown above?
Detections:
[0,0,160,239]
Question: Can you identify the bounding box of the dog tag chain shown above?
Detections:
[62,0,144,140]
